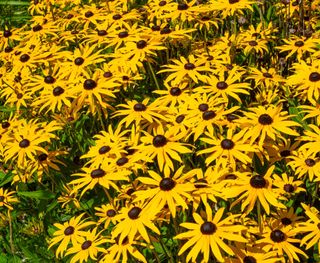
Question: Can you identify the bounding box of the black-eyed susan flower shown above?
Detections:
[135,125,192,175]
[49,213,95,258]
[247,67,284,88]
[288,149,320,182]
[95,203,118,229]
[69,162,130,197]
[211,0,254,18]
[256,225,308,263]
[195,66,250,103]
[197,128,257,169]
[158,55,212,85]
[287,60,320,104]
[112,98,166,128]
[276,36,318,61]
[296,203,320,255]
[224,166,286,214]
[0,188,18,210]
[65,227,107,263]
[133,166,195,218]
[191,166,227,210]
[111,202,160,244]
[272,173,305,199]
[4,119,60,167]
[175,206,247,262]
[102,235,148,263]
[238,105,300,148]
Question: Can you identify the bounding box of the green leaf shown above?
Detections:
[17,190,55,200]
[0,1,30,5]
[252,153,269,175]
[0,171,13,187]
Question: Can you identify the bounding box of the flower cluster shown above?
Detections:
[1,0,320,262]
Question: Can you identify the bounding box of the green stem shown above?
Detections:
[257,199,262,234]
[147,60,160,90]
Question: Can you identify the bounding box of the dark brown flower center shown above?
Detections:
[216,81,228,90]
[226,114,238,122]
[294,41,304,47]
[103,72,113,78]
[153,135,167,147]
[152,25,160,31]
[280,150,290,157]
[124,146,135,155]
[270,229,286,242]
[170,87,182,96]
[113,14,122,20]
[44,75,55,84]
[5,46,13,53]
[160,27,171,34]
[118,31,128,38]
[91,169,106,178]
[258,114,273,125]
[202,110,216,120]
[38,153,48,162]
[194,178,208,188]
[3,30,12,38]
[243,256,257,263]
[229,0,240,3]
[175,115,185,123]
[2,122,10,129]
[107,209,116,217]
[250,175,267,188]
[133,103,147,111]
[136,40,147,49]
[263,72,273,78]
[305,158,316,167]
[74,57,84,65]
[309,72,320,82]
[64,226,74,235]
[281,217,292,225]
[198,103,209,112]
[19,139,30,148]
[32,25,42,32]
[53,86,64,96]
[178,3,188,10]
[83,79,97,90]
[184,63,195,70]
[97,30,107,36]
[85,11,94,18]
[81,240,92,250]
[284,184,294,193]
[159,0,166,5]
[248,40,258,46]
[220,139,235,150]
[116,157,128,166]
[99,146,111,154]
[20,54,30,62]
[200,222,217,234]
[128,207,142,219]
[159,178,176,191]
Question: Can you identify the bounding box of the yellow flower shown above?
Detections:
[238,105,300,148]
[135,125,192,174]
[197,128,257,169]
[134,166,195,218]
[158,54,212,85]
[224,166,286,214]
[49,213,96,258]
[66,227,107,263]
[111,202,160,244]
[175,206,247,262]
[0,188,18,210]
